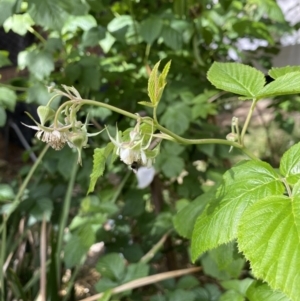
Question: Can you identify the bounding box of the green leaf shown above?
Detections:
[160,103,191,135]
[140,17,163,44]
[138,101,155,108]
[0,107,6,127]
[256,72,300,99]
[246,281,290,301]
[201,243,245,280]
[99,291,112,301]
[148,61,160,105]
[29,197,53,223]
[191,160,285,261]
[269,66,300,79]
[0,184,15,201]
[280,142,300,185]
[167,289,196,301]
[161,25,182,50]
[0,0,16,25]
[173,191,213,238]
[0,87,17,111]
[88,147,106,194]
[64,235,88,268]
[95,278,118,293]
[221,278,254,296]
[207,62,265,98]
[62,14,97,34]
[81,26,106,47]
[122,263,149,283]
[27,0,67,29]
[26,50,54,80]
[96,253,126,282]
[238,195,300,301]
[3,13,34,35]
[0,50,12,68]
[219,290,244,301]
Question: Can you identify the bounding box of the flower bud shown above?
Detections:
[226,132,238,142]
[37,105,55,126]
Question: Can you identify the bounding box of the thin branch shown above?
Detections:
[79,267,201,301]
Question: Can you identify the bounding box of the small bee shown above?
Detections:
[130,161,140,173]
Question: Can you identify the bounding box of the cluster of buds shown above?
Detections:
[23,86,102,165]
[106,119,160,171]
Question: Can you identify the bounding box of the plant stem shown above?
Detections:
[0,145,50,235]
[56,155,78,280]
[140,231,170,264]
[54,98,258,160]
[240,99,257,145]
[0,83,27,92]
[40,215,47,301]
[28,27,47,44]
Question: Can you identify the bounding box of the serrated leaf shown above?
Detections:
[88,147,106,194]
[219,290,244,301]
[256,72,300,99]
[191,160,285,261]
[269,66,300,79]
[280,142,300,185]
[159,60,171,86]
[140,17,163,44]
[238,195,300,301]
[161,25,182,50]
[148,61,160,105]
[173,191,213,238]
[221,278,253,296]
[207,62,265,98]
[138,101,155,108]
[246,281,290,301]
[96,253,125,282]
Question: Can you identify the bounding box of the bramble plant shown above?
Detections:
[21,60,300,301]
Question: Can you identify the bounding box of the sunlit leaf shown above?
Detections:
[238,195,300,301]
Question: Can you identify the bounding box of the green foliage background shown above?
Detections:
[0,0,299,300]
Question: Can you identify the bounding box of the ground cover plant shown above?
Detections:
[1,0,300,301]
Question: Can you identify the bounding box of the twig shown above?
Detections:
[79,267,201,301]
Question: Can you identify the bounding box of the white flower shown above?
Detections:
[106,121,158,169]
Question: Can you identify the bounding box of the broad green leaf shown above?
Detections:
[201,243,245,280]
[207,62,265,98]
[219,290,244,301]
[0,107,6,127]
[280,142,300,185]
[160,103,191,135]
[256,72,300,99]
[238,195,300,301]
[269,66,300,79]
[28,198,53,224]
[64,235,89,268]
[122,263,149,283]
[161,25,182,50]
[191,160,285,261]
[0,184,15,201]
[246,281,291,301]
[88,147,106,194]
[232,20,273,44]
[177,275,199,289]
[3,13,34,35]
[27,0,68,29]
[167,289,196,301]
[107,15,132,33]
[96,253,126,282]
[81,26,106,47]
[62,15,97,34]
[221,278,254,296]
[140,17,163,44]
[26,50,54,80]
[0,0,16,25]
[95,278,118,293]
[173,192,213,238]
[0,51,11,68]
[0,87,17,111]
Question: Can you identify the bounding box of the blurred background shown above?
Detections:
[0,1,299,300]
